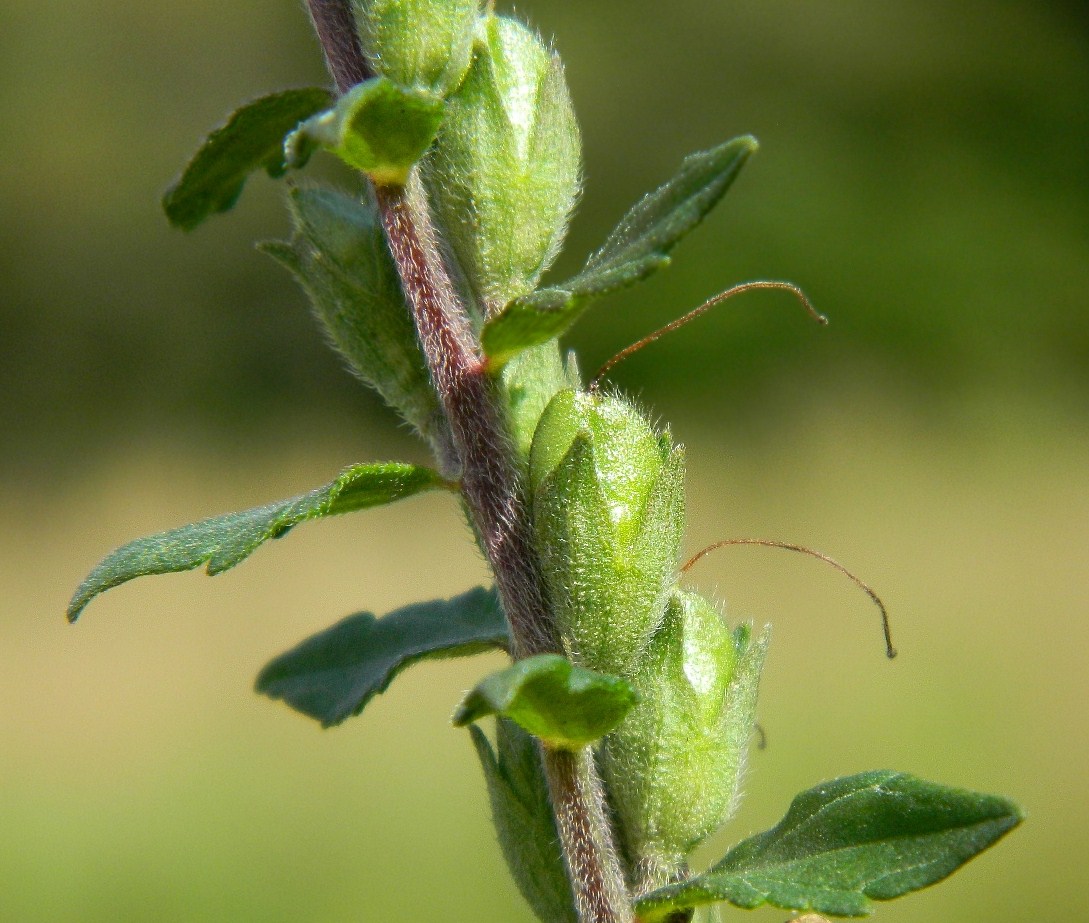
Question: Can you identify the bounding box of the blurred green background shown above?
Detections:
[3,0,1086,920]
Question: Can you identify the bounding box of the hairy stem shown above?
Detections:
[373,176,554,657]
[303,3,632,920]
[543,748,635,923]
[306,0,371,90]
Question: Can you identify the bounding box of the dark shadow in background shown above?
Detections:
[2,0,1086,478]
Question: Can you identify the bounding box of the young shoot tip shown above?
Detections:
[589,280,825,392]
[682,538,897,660]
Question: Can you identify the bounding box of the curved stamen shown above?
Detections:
[589,280,826,392]
[682,538,897,659]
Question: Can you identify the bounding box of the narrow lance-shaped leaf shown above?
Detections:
[634,771,1024,921]
[482,135,757,365]
[256,586,509,727]
[261,186,446,451]
[163,87,333,230]
[68,463,451,621]
[471,719,578,923]
[453,654,637,750]
[286,77,444,185]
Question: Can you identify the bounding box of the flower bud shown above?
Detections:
[529,389,684,676]
[501,341,572,463]
[601,589,768,891]
[352,0,480,95]
[424,14,581,315]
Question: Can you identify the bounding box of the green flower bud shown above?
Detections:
[529,389,684,676]
[352,0,480,95]
[501,341,571,462]
[424,14,581,315]
[602,589,769,891]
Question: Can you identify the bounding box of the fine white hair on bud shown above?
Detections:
[601,590,768,892]
[352,0,482,95]
[529,389,684,677]
[424,13,582,316]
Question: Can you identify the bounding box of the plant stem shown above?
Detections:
[542,748,636,922]
[306,0,371,90]
[383,176,632,922]
[373,176,555,657]
[303,3,633,920]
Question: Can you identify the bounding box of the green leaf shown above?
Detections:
[471,719,577,923]
[262,187,445,449]
[286,77,444,185]
[634,771,1023,921]
[67,463,450,621]
[453,654,636,749]
[162,88,333,230]
[255,586,509,727]
[481,135,757,365]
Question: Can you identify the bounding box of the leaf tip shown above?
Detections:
[993,795,1027,830]
[66,574,102,623]
[160,189,196,232]
[451,693,484,728]
[737,133,759,155]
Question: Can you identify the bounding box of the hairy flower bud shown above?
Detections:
[529,389,684,676]
[424,14,581,315]
[352,0,480,95]
[602,589,768,891]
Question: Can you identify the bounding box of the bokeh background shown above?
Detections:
[3,1,1087,920]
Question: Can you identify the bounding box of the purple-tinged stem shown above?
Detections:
[303,3,633,920]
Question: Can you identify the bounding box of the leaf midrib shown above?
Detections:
[714,809,1013,885]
